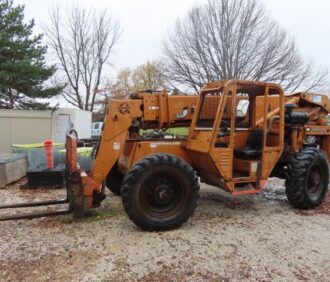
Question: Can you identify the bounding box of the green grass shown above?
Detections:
[59,204,124,223]
[12,143,64,148]
[59,147,93,157]
[166,127,189,135]
[140,127,189,136]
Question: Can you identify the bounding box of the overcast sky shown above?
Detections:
[16,0,330,70]
[14,0,330,106]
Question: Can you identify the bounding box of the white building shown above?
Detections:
[0,108,92,154]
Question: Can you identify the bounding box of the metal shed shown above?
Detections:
[0,110,52,154]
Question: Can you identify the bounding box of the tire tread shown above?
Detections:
[122,154,200,231]
[285,148,329,209]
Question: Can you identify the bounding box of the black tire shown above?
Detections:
[285,148,329,209]
[105,165,124,196]
[122,154,200,231]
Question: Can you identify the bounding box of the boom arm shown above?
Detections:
[92,91,200,186]
[76,91,199,209]
[92,99,142,185]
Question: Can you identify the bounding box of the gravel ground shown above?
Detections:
[0,178,329,281]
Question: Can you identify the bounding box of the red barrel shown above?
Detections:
[43,140,54,169]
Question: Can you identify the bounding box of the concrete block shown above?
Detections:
[0,153,27,188]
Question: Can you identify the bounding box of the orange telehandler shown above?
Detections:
[1,80,329,231]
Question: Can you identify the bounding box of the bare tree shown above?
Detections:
[163,0,328,92]
[46,6,121,111]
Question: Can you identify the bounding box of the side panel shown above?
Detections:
[262,149,282,178]
[188,150,231,191]
[321,135,330,159]
[118,141,193,173]
[209,148,233,181]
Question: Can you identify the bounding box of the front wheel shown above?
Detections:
[285,148,329,209]
[122,154,200,231]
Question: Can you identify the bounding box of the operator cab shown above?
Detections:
[186,80,284,194]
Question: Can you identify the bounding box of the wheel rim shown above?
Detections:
[307,164,323,200]
[139,173,185,218]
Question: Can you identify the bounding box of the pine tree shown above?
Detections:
[0,0,62,109]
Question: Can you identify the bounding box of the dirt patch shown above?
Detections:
[137,264,226,281]
[0,251,100,282]
[295,192,330,216]
[0,178,329,281]
[315,192,330,215]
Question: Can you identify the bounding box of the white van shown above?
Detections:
[91,122,104,137]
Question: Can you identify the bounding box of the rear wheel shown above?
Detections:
[285,148,329,209]
[122,154,200,231]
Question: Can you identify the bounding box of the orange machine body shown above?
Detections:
[66,80,330,209]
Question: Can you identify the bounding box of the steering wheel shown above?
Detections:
[218,128,230,137]
[220,120,230,127]
[218,120,230,137]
